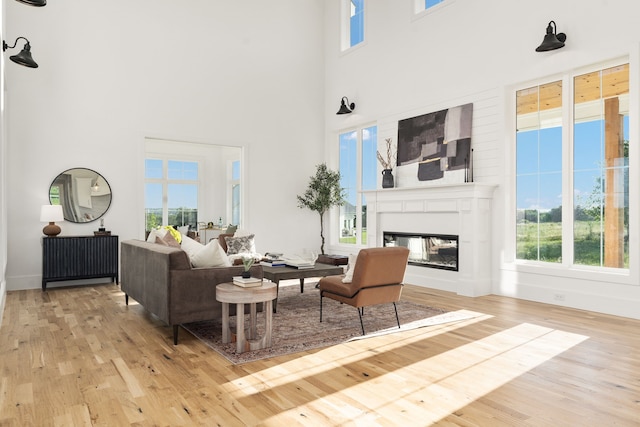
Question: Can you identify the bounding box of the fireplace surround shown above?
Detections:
[363,183,496,296]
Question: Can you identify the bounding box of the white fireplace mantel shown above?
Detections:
[363,183,497,297]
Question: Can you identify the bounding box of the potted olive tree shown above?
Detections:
[297,163,346,255]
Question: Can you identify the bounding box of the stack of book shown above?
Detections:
[283,259,315,269]
[232,276,263,287]
[260,259,286,267]
[261,252,286,267]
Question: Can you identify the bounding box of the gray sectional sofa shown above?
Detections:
[120,239,264,344]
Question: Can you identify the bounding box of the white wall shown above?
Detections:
[5,0,326,290]
[1,1,7,325]
[323,0,640,319]
[5,0,639,319]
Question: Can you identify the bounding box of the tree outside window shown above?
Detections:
[515,64,629,269]
[339,125,377,245]
[145,158,199,232]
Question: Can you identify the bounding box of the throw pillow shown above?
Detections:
[191,239,232,268]
[161,233,180,248]
[163,226,182,244]
[146,228,166,243]
[342,253,358,283]
[180,234,204,258]
[225,224,238,234]
[177,225,189,235]
[224,234,256,255]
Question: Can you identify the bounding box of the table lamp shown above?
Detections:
[40,204,64,236]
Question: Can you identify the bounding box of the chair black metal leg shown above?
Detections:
[393,302,400,329]
[173,325,179,345]
[320,293,323,323]
[358,308,365,335]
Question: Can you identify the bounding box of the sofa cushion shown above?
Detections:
[164,226,182,244]
[224,234,256,255]
[191,239,232,268]
[156,232,181,248]
[146,228,163,242]
[217,233,233,253]
[180,234,204,258]
[147,226,183,244]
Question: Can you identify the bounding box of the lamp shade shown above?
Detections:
[10,42,38,68]
[337,96,355,115]
[535,21,567,52]
[15,0,47,5]
[40,204,64,222]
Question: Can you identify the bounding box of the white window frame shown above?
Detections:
[412,0,454,20]
[506,57,637,286]
[335,123,377,249]
[144,155,202,230]
[228,160,241,226]
[340,0,366,52]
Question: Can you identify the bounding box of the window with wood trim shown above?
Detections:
[515,63,629,268]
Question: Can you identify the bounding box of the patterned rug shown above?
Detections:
[183,281,469,364]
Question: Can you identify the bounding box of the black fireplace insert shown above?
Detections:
[383,232,458,271]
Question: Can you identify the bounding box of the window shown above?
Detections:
[339,125,377,246]
[230,160,241,226]
[342,0,364,50]
[425,0,444,9]
[573,65,629,268]
[516,81,563,262]
[414,0,448,14]
[145,158,199,231]
[515,63,629,269]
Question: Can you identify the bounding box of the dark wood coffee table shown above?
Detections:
[262,263,344,312]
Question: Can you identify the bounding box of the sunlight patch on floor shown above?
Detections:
[229,310,490,392]
[249,322,589,425]
[329,323,589,425]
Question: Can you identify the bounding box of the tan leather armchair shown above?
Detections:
[319,246,410,334]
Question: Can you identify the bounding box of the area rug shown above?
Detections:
[183,282,469,364]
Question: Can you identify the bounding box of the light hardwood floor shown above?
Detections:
[0,282,638,426]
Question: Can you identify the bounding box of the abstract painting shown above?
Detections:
[397,103,473,182]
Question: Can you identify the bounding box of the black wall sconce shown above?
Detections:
[18,0,47,7]
[3,37,39,68]
[536,20,567,52]
[15,0,47,5]
[337,96,355,115]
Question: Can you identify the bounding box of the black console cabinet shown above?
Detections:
[42,235,119,290]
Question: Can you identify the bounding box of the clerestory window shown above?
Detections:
[414,0,449,15]
[342,0,364,51]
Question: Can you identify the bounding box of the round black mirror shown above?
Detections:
[49,168,112,223]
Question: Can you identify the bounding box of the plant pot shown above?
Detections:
[241,270,251,279]
[382,169,394,188]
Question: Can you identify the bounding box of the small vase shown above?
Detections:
[382,169,394,188]
[241,270,251,279]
